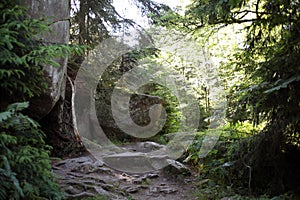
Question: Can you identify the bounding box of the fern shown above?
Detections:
[0,111,12,122]
[0,155,24,198]
[0,1,87,198]
[0,102,63,200]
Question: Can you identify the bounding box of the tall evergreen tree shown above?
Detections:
[158,0,300,194]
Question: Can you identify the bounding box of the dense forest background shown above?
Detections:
[0,0,299,199]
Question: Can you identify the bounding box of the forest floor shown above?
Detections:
[51,141,200,200]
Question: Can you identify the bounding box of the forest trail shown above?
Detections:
[52,142,199,200]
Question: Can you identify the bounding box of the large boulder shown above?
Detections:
[24,0,70,119]
[96,89,164,141]
[21,0,80,157]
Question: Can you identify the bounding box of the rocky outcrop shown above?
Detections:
[24,0,69,119]
[96,89,164,141]
[51,142,196,200]
[21,0,82,156]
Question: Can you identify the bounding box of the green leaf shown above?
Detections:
[0,155,24,197]
[7,102,29,111]
[0,111,12,122]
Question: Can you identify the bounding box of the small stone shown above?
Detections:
[65,185,80,194]
[149,186,159,193]
[163,159,191,175]
[159,186,177,194]
[146,191,160,197]
[121,173,129,177]
[121,185,141,193]
[150,185,177,194]
[94,160,104,167]
[142,141,164,151]
[93,186,110,196]
[145,172,159,178]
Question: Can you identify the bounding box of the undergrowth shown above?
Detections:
[186,122,297,199]
[0,102,63,199]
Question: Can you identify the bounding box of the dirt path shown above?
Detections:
[52,142,199,200]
